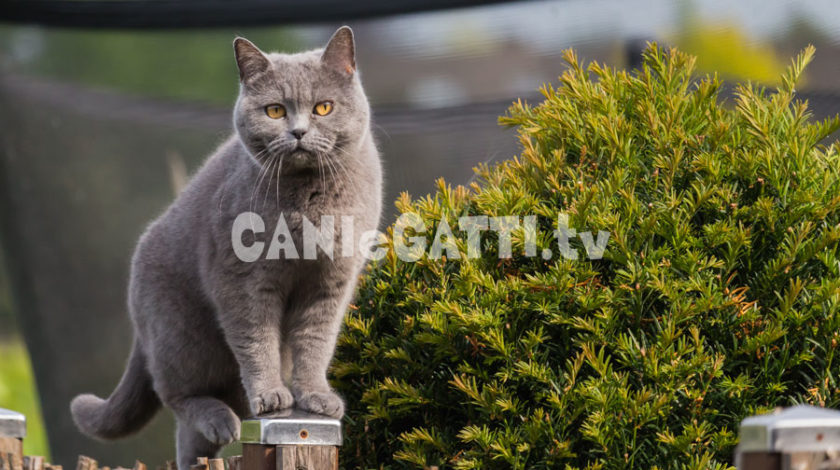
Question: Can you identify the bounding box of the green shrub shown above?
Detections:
[332,44,840,469]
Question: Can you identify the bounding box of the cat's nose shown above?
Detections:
[291,129,307,140]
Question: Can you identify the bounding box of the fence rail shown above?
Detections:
[5,402,840,468]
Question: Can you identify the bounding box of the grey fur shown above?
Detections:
[70,26,382,470]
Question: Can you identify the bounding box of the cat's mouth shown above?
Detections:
[279,144,320,171]
[292,142,314,155]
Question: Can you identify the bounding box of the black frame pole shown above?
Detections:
[0,0,525,29]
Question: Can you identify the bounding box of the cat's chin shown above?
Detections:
[279,150,321,173]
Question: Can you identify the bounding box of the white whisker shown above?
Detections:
[249,150,275,214]
[262,156,278,211]
[275,155,284,207]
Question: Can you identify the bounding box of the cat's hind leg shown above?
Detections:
[171,396,240,469]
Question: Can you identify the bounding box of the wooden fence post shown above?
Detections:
[240,411,340,470]
[0,408,25,470]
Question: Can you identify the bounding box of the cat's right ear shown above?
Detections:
[233,37,270,83]
[322,26,355,77]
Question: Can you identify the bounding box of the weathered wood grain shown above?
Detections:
[225,455,241,470]
[75,456,97,470]
[0,441,21,470]
[242,444,275,470]
[276,446,337,470]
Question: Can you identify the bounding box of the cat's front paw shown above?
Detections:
[295,390,345,418]
[250,386,294,416]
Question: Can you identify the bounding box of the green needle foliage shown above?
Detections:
[332,44,840,469]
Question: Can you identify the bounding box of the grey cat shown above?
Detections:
[70,26,382,469]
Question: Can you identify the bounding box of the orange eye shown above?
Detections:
[313,101,333,116]
[265,104,286,119]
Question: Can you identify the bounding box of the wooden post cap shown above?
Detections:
[737,405,840,453]
[240,410,341,446]
[0,409,25,439]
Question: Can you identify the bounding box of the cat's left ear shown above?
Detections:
[321,26,355,77]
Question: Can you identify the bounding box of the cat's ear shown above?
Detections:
[233,37,270,82]
[321,26,355,76]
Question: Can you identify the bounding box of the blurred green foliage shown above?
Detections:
[0,27,301,105]
[0,339,50,459]
[1,226,48,459]
[674,24,787,86]
[671,5,787,85]
[0,248,13,336]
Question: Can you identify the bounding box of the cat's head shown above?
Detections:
[232,27,369,171]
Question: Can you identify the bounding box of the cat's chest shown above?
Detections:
[226,184,357,256]
[268,185,351,224]
[216,168,375,271]
[257,172,349,210]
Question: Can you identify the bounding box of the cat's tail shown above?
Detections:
[70,339,161,440]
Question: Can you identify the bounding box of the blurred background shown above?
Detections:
[1,0,839,466]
